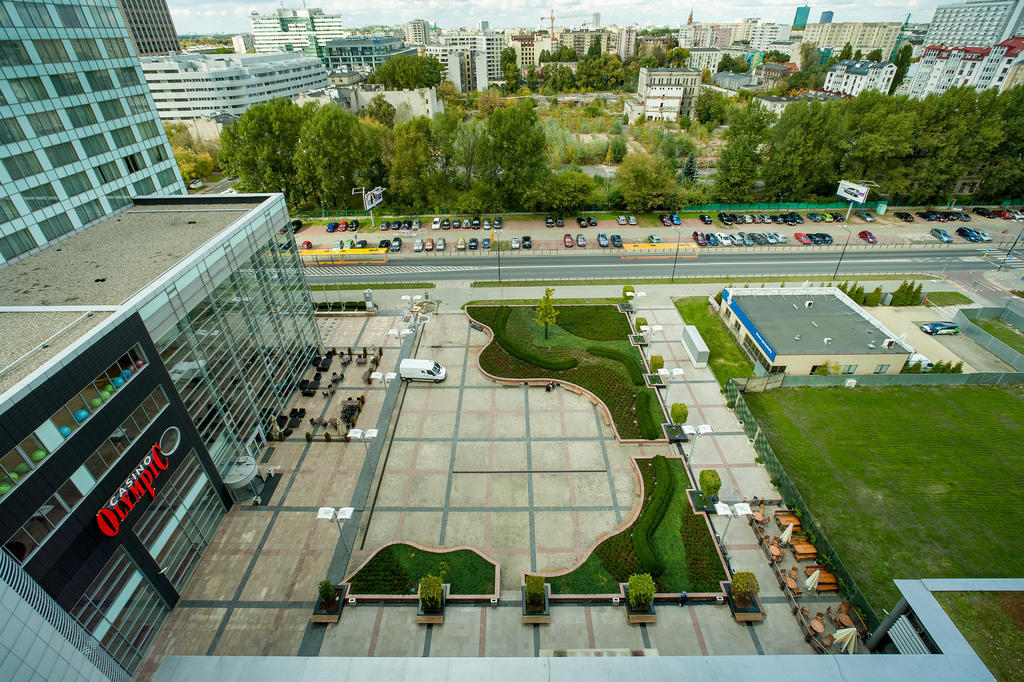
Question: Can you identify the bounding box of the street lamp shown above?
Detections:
[346,428,378,456]
[317,505,355,564]
[713,501,752,551]
[682,423,713,461]
[670,226,682,282]
[832,222,851,280]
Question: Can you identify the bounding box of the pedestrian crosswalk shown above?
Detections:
[978,248,1024,269]
[305,264,483,277]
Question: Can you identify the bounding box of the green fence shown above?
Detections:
[724,379,881,632]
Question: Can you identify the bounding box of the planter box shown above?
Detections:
[629,334,649,347]
[688,489,715,513]
[521,584,551,624]
[724,583,764,623]
[416,583,449,625]
[623,586,657,624]
[311,584,346,624]
[663,424,689,443]
[644,374,666,388]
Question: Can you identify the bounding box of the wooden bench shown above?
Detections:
[362,370,372,384]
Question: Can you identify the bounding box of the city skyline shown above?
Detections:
[170,1,943,35]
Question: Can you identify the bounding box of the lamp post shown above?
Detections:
[346,428,377,456]
[832,222,851,280]
[682,423,713,461]
[317,505,354,565]
[670,226,682,282]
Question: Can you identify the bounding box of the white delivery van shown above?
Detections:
[907,353,934,372]
[399,358,447,382]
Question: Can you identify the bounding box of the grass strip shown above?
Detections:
[309,282,435,290]
[347,544,495,595]
[470,274,937,288]
[973,317,1024,355]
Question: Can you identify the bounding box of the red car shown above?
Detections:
[858,230,877,244]
[794,232,812,244]
[339,220,349,230]
[659,214,672,226]
[564,233,574,247]
[299,240,312,249]
[994,209,1014,220]
[692,231,707,246]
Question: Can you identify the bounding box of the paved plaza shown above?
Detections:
[140,285,859,680]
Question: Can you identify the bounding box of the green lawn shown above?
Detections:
[674,297,754,387]
[469,274,937,288]
[935,591,1024,682]
[743,385,1024,613]
[309,282,435,291]
[974,318,1024,355]
[924,291,973,307]
[347,544,495,595]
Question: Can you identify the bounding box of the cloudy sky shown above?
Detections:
[170,1,945,35]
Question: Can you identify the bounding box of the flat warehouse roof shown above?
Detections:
[729,291,909,356]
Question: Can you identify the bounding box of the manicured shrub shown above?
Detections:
[317,579,336,608]
[556,306,632,340]
[951,361,964,373]
[419,575,443,612]
[627,573,655,610]
[670,403,688,424]
[635,389,662,440]
[634,316,648,332]
[587,345,644,385]
[525,575,546,612]
[864,286,882,306]
[650,354,664,373]
[680,511,728,591]
[730,571,759,608]
[699,469,721,499]
[622,285,635,301]
[632,456,676,576]
[493,307,578,371]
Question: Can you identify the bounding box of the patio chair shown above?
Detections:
[820,633,835,648]
[816,611,825,620]
[800,606,810,619]
[839,601,851,613]
[826,606,837,623]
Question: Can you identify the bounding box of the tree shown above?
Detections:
[763,50,789,63]
[838,43,853,61]
[866,48,883,62]
[173,148,214,181]
[683,152,697,184]
[639,55,658,68]
[454,118,485,190]
[699,469,722,500]
[368,54,443,89]
[614,153,678,211]
[430,107,461,187]
[294,105,385,211]
[853,49,863,61]
[586,39,602,59]
[665,47,689,67]
[609,135,628,162]
[545,169,595,213]
[713,101,775,202]
[534,287,558,339]
[890,43,913,93]
[525,69,539,91]
[480,99,549,207]
[500,46,520,91]
[476,89,504,115]
[387,118,433,209]
[717,54,748,74]
[437,80,460,105]
[364,94,395,128]
[695,89,730,126]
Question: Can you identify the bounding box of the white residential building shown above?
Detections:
[425,45,480,92]
[925,0,1024,47]
[438,33,505,86]
[232,34,254,54]
[615,27,636,60]
[679,24,733,49]
[249,7,345,62]
[905,37,1024,97]
[295,86,443,122]
[508,33,552,69]
[140,53,327,120]
[624,67,701,123]
[687,47,723,73]
[823,59,897,95]
[405,19,430,45]
[803,22,902,57]
[749,23,792,51]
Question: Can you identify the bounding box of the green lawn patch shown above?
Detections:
[973,318,1024,355]
[470,275,935,288]
[743,385,1024,613]
[468,304,663,439]
[309,282,435,291]
[673,297,754,387]
[549,457,726,594]
[924,291,973,306]
[935,591,1024,682]
[347,543,495,595]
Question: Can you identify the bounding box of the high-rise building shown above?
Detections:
[924,0,1024,47]
[405,19,429,45]
[425,45,479,92]
[114,0,180,55]
[625,67,701,123]
[906,37,1024,97]
[803,22,903,57]
[250,7,346,62]
[141,53,327,120]
[0,0,185,266]
[438,33,506,86]
[478,20,490,31]
[793,5,811,29]
[820,11,835,23]
[323,36,417,73]
[232,34,254,54]
[749,23,793,51]
[615,26,637,60]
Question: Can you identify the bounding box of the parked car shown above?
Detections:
[807,213,822,222]
[858,230,877,244]
[610,234,623,247]
[699,214,712,225]
[432,217,441,230]
[456,238,466,250]
[576,233,586,247]
[413,238,424,252]
[587,216,597,226]
[299,240,312,249]
[576,216,586,227]
[436,237,446,250]
[994,209,1014,220]
[597,233,610,247]
[660,214,673,226]
[628,216,637,225]
[772,232,787,244]
[716,232,732,246]
[441,218,451,229]
[648,234,663,244]
[468,237,478,249]
[390,237,402,252]
[521,235,532,249]
[452,218,462,229]
[555,216,564,227]
[482,237,491,248]
[855,209,875,222]
[894,212,915,222]
[510,236,521,250]
[973,207,996,218]
[344,239,354,249]
[693,231,708,246]
[917,211,939,221]
[974,229,993,242]
[564,233,574,247]
[355,239,368,249]
[920,322,960,335]
[424,238,434,251]
[956,226,981,242]
[545,214,555,227]
[817,233,834,245]
[402,219,413,230]
[704,232,720,246]
[830,213,845,222]
[379,221,390,231]
[326,222,340,232]
[494,216,503,229]
[616,215,627,225]
[930,228,953,243]
[1009,209,1024,220]
[377,239,390,249]
[671,213,681,225]
[471,216,481,229]
[794,232,812,244]
[483,218,491,229]
[717,212,733,226]
[348,219,359,230]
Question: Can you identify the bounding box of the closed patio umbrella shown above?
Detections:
[834,627,857,653]
[780,522,794,545]
[805,569,820,592]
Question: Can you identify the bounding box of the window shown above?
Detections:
[841,364,858,374]
[75,199,103,224]
[873,364,890,374]
[115,67,140,87]
[69,38,101,61]
[126,95,151,116]
[54,3,86,28]
[0,117,25,144]
[97,99,124,121]
[147,145,167,164]
[60,171,91,196]
[157,167,177,187]
[123,152,144,173]
[103,38,131,59]
[0,40,30,66]
[49,72,84,96]
[80,133,109,156]
[3,151,42,180]
[38,212,73,240]
[107,189,131,209]
[95,160,120,183]
[21,183,58,210]
[84,69,115,92]
[66,104,97,128]
[10,76,48,102]
[137,119,161,139]
[0,197,18,223]
[27,111,63,136]
[133,177,154,195]
[33,38,68,63]
[45,142,79,167]
[90,6,121,29]
[14,2,54,28]
[0,228,36,260]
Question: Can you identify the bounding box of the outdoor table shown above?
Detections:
[222,455,263,502]
[785,576,797,591]
[837,611,853,627]
[769,545,783,559]
[752,511,764,523]
[811,618,825,634]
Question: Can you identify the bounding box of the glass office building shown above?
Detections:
[0,194,319,676]
[0,0,184,267]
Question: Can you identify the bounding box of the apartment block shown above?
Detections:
[803,22,902,57]
[906,37,1024,97]
[250,7,345,62]
[925,0,1024,47]
[114,0,180,56]
[823,59,897,95]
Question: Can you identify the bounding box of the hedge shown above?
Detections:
[631,455,676,577]
[493,307,578,371]
[634,389,662,441]
[587,345,644,385]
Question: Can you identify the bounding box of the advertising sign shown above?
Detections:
[836,180,870,204]
[722,289,777,362]
[363,186,384,211]
[95,443,169,536]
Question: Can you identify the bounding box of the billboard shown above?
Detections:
[363,186,384,211]
[836,180,870,204]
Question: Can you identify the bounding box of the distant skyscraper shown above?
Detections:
[250,7,346,62]
[0,0,184,265]
[925,0,1024,47]
[406,18,429,45]
[793,5,811,29]
[820,11,835,23]
[478,20,489,31]
[114,0,180,55]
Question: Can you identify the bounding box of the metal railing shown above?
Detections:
[731,372,1024,391]
[956,307,1024,372]
[0,551,131,682]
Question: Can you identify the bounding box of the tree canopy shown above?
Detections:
[369,55,444,90]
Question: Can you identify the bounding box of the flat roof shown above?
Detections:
[0,310,111,395]
[729,290,910,356]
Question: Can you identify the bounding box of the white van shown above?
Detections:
[399,358,447,382]
[907,353,934,372]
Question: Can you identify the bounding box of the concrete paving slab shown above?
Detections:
[589,605,645,650]
[539,607,592,650]
[427,606,483,657]
[448,473,490,507]
[363,511,401,547]
[397,511,444,545]
[373,608,426,657]
[488,474,530,507]
[488,512,531,548]
[755,601,814,655]
[645,605,707,656]
[322,606,377,657]
[533,510,577,549]
[531,473,573,507]
[407,473,449,507]
[565,440,611,470]
[570,472,615,507]
[442,511,488,548]
[696,603,758,655]
[483,606,536,657]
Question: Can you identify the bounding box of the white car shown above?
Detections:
[432,217,441,230]
[765,233,779,244]
[716,232,732,246]
[1010,209,1024,221]
[510,236,521,250]
[773,232,787,244]
[974,229,992,242]
[413,238,424,252]
[436,237,446,251]
[413,219,421,230]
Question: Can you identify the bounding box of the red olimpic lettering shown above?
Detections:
[96,508,120,536]
[95,440,173,537]
[152,447,168,470]
[119,492,136,512]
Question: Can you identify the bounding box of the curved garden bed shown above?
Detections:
[344,542,498,598]
[466,304,664,441]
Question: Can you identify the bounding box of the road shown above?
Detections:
[303,244,1023,284]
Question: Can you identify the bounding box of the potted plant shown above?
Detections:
[726,571,764,622]
[522,575,551,624]
[305,431,313,442]
[311,579,344,623]
[699,469,721,505]
[416,574,446,624]
[624,573,657,624]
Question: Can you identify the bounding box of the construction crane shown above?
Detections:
[889,12,911,62]
[541,9,596,34]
